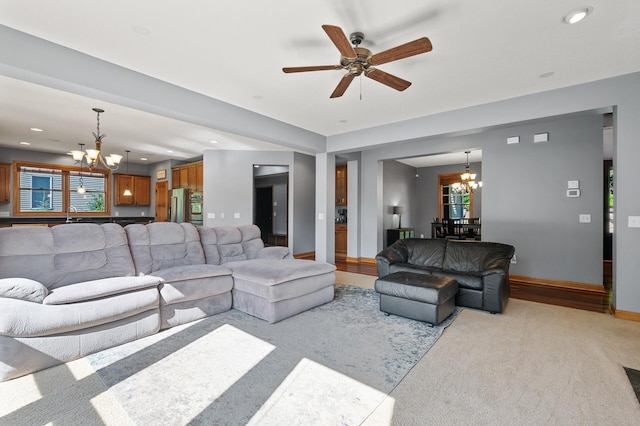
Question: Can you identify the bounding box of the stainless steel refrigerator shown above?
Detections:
[170,188,188,223]
[170,188,203,225]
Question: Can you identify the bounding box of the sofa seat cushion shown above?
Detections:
[43,275,163,305]
[431,270,483,290]
[153,264,233,305]
[0,288,159,337]
[226,259,336,302]
[389,263,434,275]
[152,264,231,284]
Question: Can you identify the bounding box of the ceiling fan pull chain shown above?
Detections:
[360,74,363,100]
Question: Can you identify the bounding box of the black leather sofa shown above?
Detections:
[376,238,515,313]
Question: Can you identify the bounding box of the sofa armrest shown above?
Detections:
[256,246,293,260]
[375,246,407,277]
[482,259,512,276]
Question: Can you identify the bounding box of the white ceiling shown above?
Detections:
[0,0,639,165]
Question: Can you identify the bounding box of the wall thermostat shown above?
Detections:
[567,189,581,197]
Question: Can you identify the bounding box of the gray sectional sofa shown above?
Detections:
[0,222,336,382]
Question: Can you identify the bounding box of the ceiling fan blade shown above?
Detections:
[369,37,433,66]
[330,73,356,98]
[322,25,357,59]
[283,65,342,73]
[365,68,412,91]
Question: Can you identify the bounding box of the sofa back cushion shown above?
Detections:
[443,240,515,272]
[125,222,205,274]
[197,226,222,265]
[0,223,135,289]
[398,238,447,269]
[212,225,263,263]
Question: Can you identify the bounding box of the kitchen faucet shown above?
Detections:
[66,206,77,223]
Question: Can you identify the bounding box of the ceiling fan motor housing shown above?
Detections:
[349,31,365,46]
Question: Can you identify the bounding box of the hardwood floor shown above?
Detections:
[334,258,612,314]
[334,259,378,276]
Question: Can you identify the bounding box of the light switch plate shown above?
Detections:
[208,213,215,219]
[234,213,240,219]
[0,211,9,217]
[568,180,580,189]
[579,214,591,223]
[629,216,640,228]
[507,136,520,144]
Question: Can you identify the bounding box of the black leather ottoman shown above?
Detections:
[374,272,459,325]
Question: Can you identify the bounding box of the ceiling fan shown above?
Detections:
[283,25,433,98]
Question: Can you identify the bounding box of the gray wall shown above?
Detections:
[202,149,316,255]
[292,152,316,254]
[358,114,604,285]
[382,160,417,247]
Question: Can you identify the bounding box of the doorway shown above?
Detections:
[155,180,169,222]
[255,186,273,239]
[253,165,289,246]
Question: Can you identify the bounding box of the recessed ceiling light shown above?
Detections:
[19,141,31,145]
[339,119,348,123]
[252,95,263,100]
[140,157,148,161]
[539,71,555,79]
[209,140,218,144]
[167,150,174,153]
[30,127,43,132]
[563,7,593,24]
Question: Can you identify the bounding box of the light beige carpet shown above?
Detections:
[2,272,640,425]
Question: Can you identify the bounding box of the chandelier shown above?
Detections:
[76,143,86,194]
[70,108,122,170]
[451,151,481,194]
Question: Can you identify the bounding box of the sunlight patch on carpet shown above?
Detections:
[248,357,394,425]
[88,324,275,425]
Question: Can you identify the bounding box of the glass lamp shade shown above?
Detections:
[85,149,99,161]
[108,154,123,165]
[123,188,132,196]
[77,184,86,194]
[70,150,85,161]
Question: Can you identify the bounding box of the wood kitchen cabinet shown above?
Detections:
[336,164,347,206]
[0,163,10,204]
[114,174,151,206]
[335,223,347,259]
[171,161,203,191]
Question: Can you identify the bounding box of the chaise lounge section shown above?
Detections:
[0,222,336,381]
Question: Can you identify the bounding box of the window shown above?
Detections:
[14,162,110,216]
[438,173,474,220]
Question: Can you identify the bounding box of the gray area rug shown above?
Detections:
[87,285,460,425]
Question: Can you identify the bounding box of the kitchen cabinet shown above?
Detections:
[171,161,203,191]
[335,224,347,259]
[0,163,10,203]
[336,164,347,206]
[114,174,151,206]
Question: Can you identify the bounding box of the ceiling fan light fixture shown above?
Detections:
[563,7,593,24]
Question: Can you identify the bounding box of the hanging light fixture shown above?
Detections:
[76,143,86,194]
[123,150,132,196]
[70,108,122,170]
[451,151,482,194]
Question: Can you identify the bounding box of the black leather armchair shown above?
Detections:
[376,238,515,313]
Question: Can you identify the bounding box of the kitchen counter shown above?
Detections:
[0,216,154,227]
